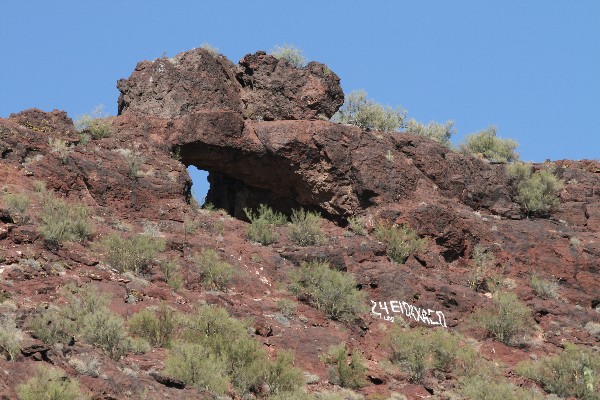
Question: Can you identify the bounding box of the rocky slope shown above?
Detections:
[0,47,598,399]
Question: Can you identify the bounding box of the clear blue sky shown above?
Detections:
[2,2,598,201]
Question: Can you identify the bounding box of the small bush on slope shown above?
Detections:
[506,162,564,217]
[100,232,165,273]
[461,363,544,400]
[459,126,519,163]
[128,303,179,348]
[3,191,30,219]
[17,365,85,400]
[405,119,455,147]
[331,90,406,131]
[387,326,477,382]
[288,208,326,246]
[289,260,366,322]
[320,343,367,389]
[375,223,426,264]
[196,248,235,290]
[244,204,285,245]
[530,273,559,299]
[168,305,305,397]
[472,291,533,345]
[75,105,111,140]
[38,190,94,246]
[0,313,23,361]
[271,44,307,68]
[29,284,144,360]
[517,343,600,400]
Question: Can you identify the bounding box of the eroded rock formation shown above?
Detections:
[0,47,599,399]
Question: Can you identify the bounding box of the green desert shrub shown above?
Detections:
[266,350,306,396]
[38,191,93,245]
[277,298,297,318]
[530,274,559,299]
[461,364,544,400]
[0,321,23,361]
[3,191,30,215]
[347,216,366,236]
[517,343,600,400]
[472,292,532,345]
[196,248,235,290]
[244,204,285,245]
[81,310,137,361]
[289,260,366,322]
[29,284,108,345]
[17,366,85,400]
[506,162,564,217]
[165,342,231,395]
[375,223,426,264]
[128,303,179,348]
[29,307,77,346]
[388,326,477,382]
[320,343,367,389]
[467,244,495,290]
[200,42,220,56]
[331,90,406,132]
[405,119,455,147]
[30,284,141,360]
[271,44,307,68]
[288,208,326,246]
[100,233,165,274]
[49,138,71,163]
[459,126,519,163]
[60,284,110,325]
[75,105,111,140]
[175,305,305,396]
[159,259,183,290]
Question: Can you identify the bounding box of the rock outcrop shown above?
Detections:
[117,48,344,121]
[0,47,599,399]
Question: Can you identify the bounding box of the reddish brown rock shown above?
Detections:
[237,51,344,121]
[1,47,600,400]
[117,48,344,122]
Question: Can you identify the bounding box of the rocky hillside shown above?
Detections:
[0,47,598,399]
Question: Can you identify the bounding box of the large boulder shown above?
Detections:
[236,51,344,121]
[117,48,344,121]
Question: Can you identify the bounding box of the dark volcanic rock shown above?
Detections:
[9,108,78,136]
[236,51,344,121]
[117,48,344,122]
[2,47,600,400]
[117,48,242,118]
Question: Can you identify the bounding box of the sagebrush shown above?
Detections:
[167,305,305,397]
[100,233,165,273]
[38,190,93,245]
[320,343,367,389]
[506,162,564,217]
[17,366,85,400]
[375,223,426,264]
[289,260,366,322]
[288,208,325,246]
[271,44,306,68]
[405,119,455,147]
[459,126,518,163]
[331,90,406,132]
[517,343,600,400]
[196,248,235,290]
[472,291,532,345]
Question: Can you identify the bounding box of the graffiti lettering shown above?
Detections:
[371,300,447,328]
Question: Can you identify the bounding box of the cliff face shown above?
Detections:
[0,48,598,399]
